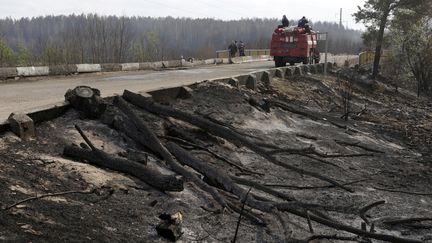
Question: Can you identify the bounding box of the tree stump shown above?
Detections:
[65,86,107,118]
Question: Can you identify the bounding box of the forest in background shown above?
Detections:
[0,14,363,67]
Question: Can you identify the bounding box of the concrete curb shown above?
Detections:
[101,63,122,72]
[17,66,49,77]
[120,63,140,71]
[77,64,102,73]
[27,102,71,124]
[49,65,78,75]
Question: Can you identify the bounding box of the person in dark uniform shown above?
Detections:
[282,15,289,27]
[238,41,245,56]
[228,41,238,57]
[298,16,308,28]
[228,41,238,63]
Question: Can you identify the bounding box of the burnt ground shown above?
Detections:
[0,70,431,242]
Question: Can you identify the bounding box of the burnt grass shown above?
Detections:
[1,71,432,242]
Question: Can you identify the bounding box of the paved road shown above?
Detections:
[0,61,274,121]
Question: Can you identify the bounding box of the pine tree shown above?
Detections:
[0,40,16,67]
[354,0,430,78]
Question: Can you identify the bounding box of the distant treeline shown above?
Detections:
[0,14,363,67]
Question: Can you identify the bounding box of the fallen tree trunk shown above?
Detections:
[286,208,422,243]
[122,90,420,242]
[230,176,296,202]
[166,142,354,214]
[122,89,353,192]
[264,98,352,130]
[162,135,262,176]
[113,96,229,209]
[165,142,421,243]
[63,146,183,192]
[166,141,273,211]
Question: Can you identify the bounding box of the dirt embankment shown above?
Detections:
[0,69,431,242]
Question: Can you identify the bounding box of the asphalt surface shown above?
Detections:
[0,61,274,121]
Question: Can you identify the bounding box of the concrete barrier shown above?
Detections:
[294,66,303,76]
[267,68,277,77]
[275,68,285,79]
[245,74,257,90]
[193,60,206,66]
[152,62,164,69]
[233,74,249,86]
[181,61,194,68]
[76,64,101,73]
[285,67,295,77]
[302,65,311,74]
[0,67,18,79]
[261,71,272,87]
[1,52,275,80]
[231,57,243,64]
[251,55,271,61]
[17,66,49,77]
[316,63,324,73]
[49,65,78,75]
[165,60,182,68]
[139,62,153,70]
[101,63,122,72]
[242,56,253,62]
[204,59,215,65]
[309,65,317,74]
[121,63,140,71]
[8,113,35,139]
[251,71,264,82]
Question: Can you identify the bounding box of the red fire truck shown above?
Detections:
[270,26,320,67]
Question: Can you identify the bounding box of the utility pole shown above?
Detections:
[324,32,328,76]
[339,8,343,28]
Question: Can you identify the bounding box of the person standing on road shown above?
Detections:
[228,41,238,63]
[282,15,289,27]
[238,41,245,56]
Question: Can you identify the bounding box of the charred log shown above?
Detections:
[122,89,353,192]
[113,96,229,209]
[63,145,183,192]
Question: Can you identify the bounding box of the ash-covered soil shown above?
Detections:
[1,70,431,242]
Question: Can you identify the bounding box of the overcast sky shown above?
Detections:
[0,0,366,29]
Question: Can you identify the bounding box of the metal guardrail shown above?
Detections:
[215,49,270,58]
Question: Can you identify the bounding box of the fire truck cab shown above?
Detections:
[270,26,320,67]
